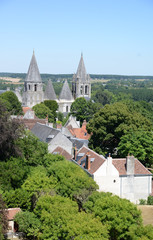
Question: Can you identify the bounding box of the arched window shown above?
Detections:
[66,106,69,112]
[34,84,37,91]
[85,85,88,94]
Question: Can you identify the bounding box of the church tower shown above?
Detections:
[58,80,74,113]
[72,54,91,99]
[22,51,44,108]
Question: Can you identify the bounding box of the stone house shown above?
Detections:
[73,145,152,203]
[31,122,73,155]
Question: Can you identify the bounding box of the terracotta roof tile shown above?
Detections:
[113,158,152,176]
[68,120,91,140]
[22,107,31,114]
[7,208,21,220]
[52,146,72,160]
[77,146,106,174]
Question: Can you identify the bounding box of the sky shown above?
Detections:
[0,0,153,75]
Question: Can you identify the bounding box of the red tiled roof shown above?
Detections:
[52,147,72,160]
[22,119,47,130]
[68,120,90,140]
[22,107,31,114]
[113,158,152,176]
[77,146,105,174]
[7,208,21,220]
[76,147,152,176]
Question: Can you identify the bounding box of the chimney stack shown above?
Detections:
[126,155,135,175]
[73,145,77,161]
[86,152,90,170]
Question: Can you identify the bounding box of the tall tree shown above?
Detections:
[32,103,54,123]
[87,102,152,155]
[84,191,142,240]
[0,194,8,239]
[0,100,23,161]
[70,97,102,124]
[0,91,22,115]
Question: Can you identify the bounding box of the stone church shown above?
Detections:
[21,51,91,113]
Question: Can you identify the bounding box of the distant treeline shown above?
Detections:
[0,72,153,82]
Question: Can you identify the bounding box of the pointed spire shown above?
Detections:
[76,53,87,82]
[25,51,42,83]
[44,80,57,100]
[59,80,73,101]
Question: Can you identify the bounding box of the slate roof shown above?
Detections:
[25,51,42,83]
[7,208,21,220]
[52,146,72,160]
[59,80,73,100]
[44,80,57,100]
[76,53,89,83]
[70,138,88,150]
[113,158,152,176]
[31,122,59,142]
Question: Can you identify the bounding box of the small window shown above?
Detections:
[80,86,83,94]
[34,84,37,91]
[66,106,69,112]
[29,85,31,90]
[85,85,88,94]
[113,180,116,183]
[84,132,87,136]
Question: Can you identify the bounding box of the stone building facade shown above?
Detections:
[20,52,91,113]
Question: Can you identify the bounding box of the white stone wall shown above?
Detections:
[58,100,73,113]
[120,175,152,203]
[93,160,120,196]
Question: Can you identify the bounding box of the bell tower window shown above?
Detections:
[80,85,83,95]
[34,84,37,91]
[85,85,88,94]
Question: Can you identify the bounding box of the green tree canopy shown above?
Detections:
[48,160,98,201]
[32,102,54,122]
[15,211,41,240]
[44,100,58,119]
[17,131,48,166]
[0,91,22,115]
[0,194,8,240]
[84,191,142,240]
[0,100,24,161]
[70,97,102,124]
[118,130,153,167]
[87,102,152,155]
[34,195,108,240]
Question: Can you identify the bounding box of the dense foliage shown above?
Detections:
[32,102,54,122]
[70,97,102,124]
[0,91,22,115]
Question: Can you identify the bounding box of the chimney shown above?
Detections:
[126,155,135,175]
[86,152,90,170]
[106,153,113,175]
[73,145,77,161]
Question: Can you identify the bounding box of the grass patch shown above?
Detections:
[138,205,153,226]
